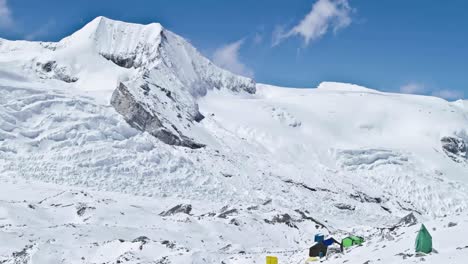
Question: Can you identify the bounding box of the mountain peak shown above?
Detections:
[0,16,256,147]
[89,16,164,31]
[59,16,164,51]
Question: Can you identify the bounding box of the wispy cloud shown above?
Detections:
[400,82,426,94]
[253,32,263,45]
[400,82,463,100]
[0,0,13,28]
[272,25,287,46]
[273,0,352,46]
[25,19,56,40]
[212,39,254,78]
[431,89,464,100]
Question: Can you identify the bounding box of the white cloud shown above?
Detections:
[25,19,56,40]
[431,89,464,100]
[212,39,254,78]
[0,0,13,28]
[400,82,426,94]
[274,0,352,46]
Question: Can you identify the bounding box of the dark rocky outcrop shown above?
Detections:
[159,204,192,216]
[283,179,317,192]
[381,206,392,214]
[397,213,418,227]
[132,236,150,244]
[59,74,78,83]
[264,213,298,229]
[441,136,467,163]
[350,191,382,204]
[101,53,136,68]
[41,61,56,72]
[447,222,457,227]
[10,244,35,263]
[283,179,336,194]
[334,203,356,211]
[111,83,205,149]
[193,112,205,122]
[37,61,78,83]
[76,203,96,216]
[218,208,238,219]
[295,209,329,230]
[161,240,176,249]
[229,218,241,226]
[385,213,418,232]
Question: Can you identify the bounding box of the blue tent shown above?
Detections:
[314,234,324,242]
[323,238,335,246]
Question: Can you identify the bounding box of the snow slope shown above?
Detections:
[1,178,467,264]
[0,17,467,263]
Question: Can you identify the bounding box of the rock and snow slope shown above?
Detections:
[1,179,467,264]
[0,16,255,148]
[0,17,467,263]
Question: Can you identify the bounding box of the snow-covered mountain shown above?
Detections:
[0,16,255,148]
[0,17,467,263]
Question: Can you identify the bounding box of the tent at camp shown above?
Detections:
[309,242,328,258]
[266,256,278,264]
[415,224,432,253]
[314,234,324,243]
[342,236,364,248]
[323,237,340,246]
[304,257,319,263]
[309,236,342,259]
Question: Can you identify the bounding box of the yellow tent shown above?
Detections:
[305,257,319,263]
[266,256,278,264]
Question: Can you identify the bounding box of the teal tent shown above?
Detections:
[415,224,432,253]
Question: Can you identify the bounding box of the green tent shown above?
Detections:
[415,224,432,253]
[342,236,364,248]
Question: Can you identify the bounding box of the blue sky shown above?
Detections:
[0,0,467,99]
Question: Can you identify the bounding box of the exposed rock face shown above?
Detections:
[334,203,356,211]
[350,191,382,204]
[218,208,238,219]
[101,53,136,68]
[36,60,78,83]
[111,83,205,149]
[264,213,297,229]
[397,213,418,227]
[92,17,256,148]
[441,136,467,163]
[159,204,192,216]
